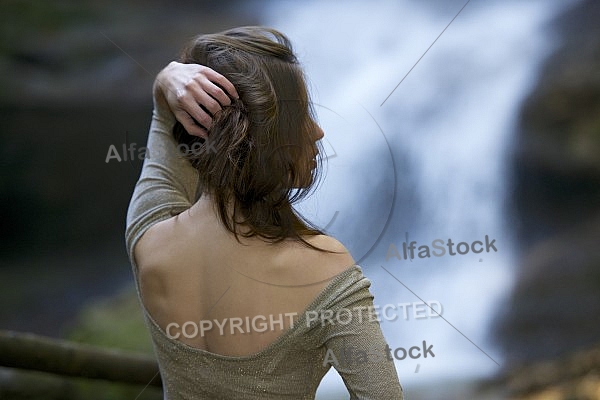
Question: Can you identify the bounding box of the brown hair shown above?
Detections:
[173,26,332,252]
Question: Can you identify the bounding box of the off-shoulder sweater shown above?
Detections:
[125,94,404,399]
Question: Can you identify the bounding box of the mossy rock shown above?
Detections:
[66,286,153,354]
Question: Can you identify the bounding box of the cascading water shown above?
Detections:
[254,0,575,396]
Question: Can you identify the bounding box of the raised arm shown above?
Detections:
[125,62,238,266]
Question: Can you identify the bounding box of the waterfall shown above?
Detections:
[257,0,574,394]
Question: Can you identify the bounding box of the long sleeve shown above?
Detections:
[124,91,199,269]
[326,299,404,399]
[304,268,404,399]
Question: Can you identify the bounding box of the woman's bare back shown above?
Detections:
[134,194,355,357]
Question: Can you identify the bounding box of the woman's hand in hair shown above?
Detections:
[154,61,239,138]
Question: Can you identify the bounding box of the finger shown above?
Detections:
[176,91,214,130]
[187,85,222,116]
[176,111,208,138]
[202,68,239,101]
[182,100,214,131]
[199,79,232,108]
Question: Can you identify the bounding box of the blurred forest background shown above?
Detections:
[1,1,255,398]
[0,0,254,336]
[1,0,599,399]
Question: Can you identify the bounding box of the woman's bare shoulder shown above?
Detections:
[304,234,352,254]
[133,216,180,271]
[299,234,356,277]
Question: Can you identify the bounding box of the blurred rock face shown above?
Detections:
[0,0,252,335]
[0,1,252,257]
[493,0,600,397]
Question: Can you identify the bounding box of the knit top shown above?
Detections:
[125,96,404,399]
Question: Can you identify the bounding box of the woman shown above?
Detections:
[126,26,403,399]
